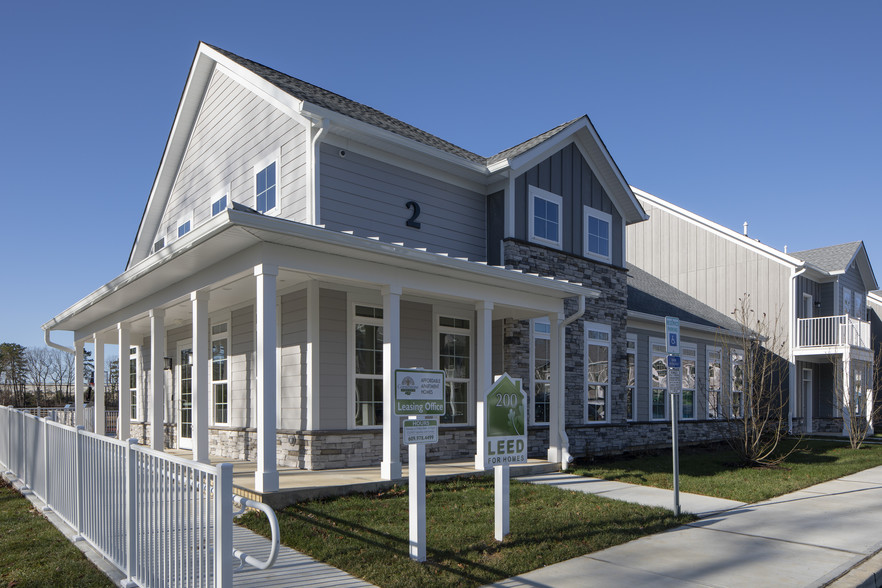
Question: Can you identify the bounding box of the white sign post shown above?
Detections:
[395,369,445,562]
[484,373,527,541]
[665,316,682,517]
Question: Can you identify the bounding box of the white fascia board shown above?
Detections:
[868,291,882,307]
[632,186,812,270]
[627,311,741,339]
[323,131,487,194]
[300,102,490,178]
[506,119,647,225]
[851,245,879,291]
[128,47,216,269]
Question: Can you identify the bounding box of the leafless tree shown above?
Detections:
[720,296,796,466]
[51,348,75,403]
[828,347,882,449]
[26,346,55,406]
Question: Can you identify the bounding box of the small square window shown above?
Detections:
[177,220,191,238]
[528,186,562,249]
[256,162,277,213]
[584,207,612,262]
[212,195,227,217]
[153,238,164,253]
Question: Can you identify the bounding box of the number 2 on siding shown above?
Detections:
[405,201,421,229]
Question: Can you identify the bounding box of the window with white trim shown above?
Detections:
[854,292,865,320]
[354,306,383,428]
[211,322,229,425]
[153,238,164,253]
[528,186,562,249]
[650,339,667,420]
[626,334,637,421]
[843,287,853,317]
[707,346,722,419]
[585,323,610,422]
[211,194,228,217]
[438,316,471,425]
[255,159,278,214]
[177,217,191,239]
[681,344,697,420]
[532,319,551,424]
[731,349,745,418]
[129,347,138,421]
[583,206,612,262]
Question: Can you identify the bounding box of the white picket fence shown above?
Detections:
[0,406,279,587]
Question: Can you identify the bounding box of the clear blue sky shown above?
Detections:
[2,0,879,351]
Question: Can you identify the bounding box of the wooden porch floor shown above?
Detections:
[167,449,559,509]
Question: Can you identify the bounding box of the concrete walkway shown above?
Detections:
[493,467,882,587]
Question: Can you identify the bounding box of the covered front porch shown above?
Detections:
[44,210,595,495]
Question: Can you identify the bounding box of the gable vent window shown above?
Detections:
[256,162,277,213]
[211,195,227,217]
[153,238,164,253]
[177,219,191,238]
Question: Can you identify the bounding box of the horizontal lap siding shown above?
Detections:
[401,301,432,371]
[319,144,486,260]
[231,306,254,429]
[628,200,792,347]
[319,290,347,430]
[514,144,624,265]
[280,290,307,430]
[157,69,309,246]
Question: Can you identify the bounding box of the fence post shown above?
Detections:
[215,463,233,588]
[73,425,85,542]
[42,416,52,512]
[3,407,11,475]
[19,411,30,493]
[123,438,138,588]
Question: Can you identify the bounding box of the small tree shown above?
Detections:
[829,347,882,449]
[0,343,29,407]
[721,296,796,466]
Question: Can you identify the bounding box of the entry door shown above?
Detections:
[178,344,193,449]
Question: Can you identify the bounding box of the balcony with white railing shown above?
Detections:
[796,315,871,352]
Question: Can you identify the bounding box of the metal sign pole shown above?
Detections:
[408,415,426,562]
[670,392,680,516]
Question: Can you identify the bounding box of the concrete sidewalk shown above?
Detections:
[493,467,882,587]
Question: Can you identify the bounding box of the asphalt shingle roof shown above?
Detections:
[627,264,744,333]
[789,241,862,273]
[208,44,582,168]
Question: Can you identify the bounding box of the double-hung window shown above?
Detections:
[211,323,229,425]
[650,339,668,420]
[585,323,610,422]
[438,316,471,425]
[255,157,278,214]
[626,334,637,421]
[129,347,138,420]
[731,349,745,418]
[681,344,697,419]
[583,206,612,262]
[707,346,722,419]
[532,319,551,424]
[354,306,383,428]
[528,186,562,249]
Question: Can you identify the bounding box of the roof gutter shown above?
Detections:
[557,295,585,470]
[44,328,74,355]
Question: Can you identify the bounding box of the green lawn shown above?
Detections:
[571,439,882,503]
[239,476,692,588]
[0,478,114,588]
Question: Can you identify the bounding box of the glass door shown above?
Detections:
[179,345,193,449]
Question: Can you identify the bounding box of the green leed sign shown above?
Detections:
[394,369,446,416]
[485,373,528,467]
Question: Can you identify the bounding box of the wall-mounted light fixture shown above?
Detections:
[164,357,173,371]
[815,300,822,309]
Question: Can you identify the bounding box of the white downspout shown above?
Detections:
[44,328,74,355]
[309,118,328,226]
[789,266,807,433]
[558,295,585,470]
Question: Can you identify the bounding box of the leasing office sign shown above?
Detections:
[394,369,446,416]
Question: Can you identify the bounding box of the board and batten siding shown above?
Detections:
[156,68,310,246]
[627,199,793,347]
[280,289,308,431]
[319,143,486,260]
[514,144,624,266]
[839,262,867,315]
[400,301,432,371]
[319,289,347,430]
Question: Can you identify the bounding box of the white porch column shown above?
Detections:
[867,361,875,435]
[842,351,851,437]
[74,339,85,427]
[118,323,131,440]
[474,301,493,470]
[255,265,279,493]
[93,336,105,436]
[547,312,564,464]
[381,284,402,480]
[192,290,210,464]
[306,280,320,430]
[149,308,165,451]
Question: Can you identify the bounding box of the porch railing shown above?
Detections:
[796,315,871,350]
[0,406,280,587]
[19,406,119,436]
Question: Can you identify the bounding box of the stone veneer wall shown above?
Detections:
[813,418,844,433]
[502,239,630,456]
[128,422,178,449]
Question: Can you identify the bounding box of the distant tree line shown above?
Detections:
[0,342,119,408]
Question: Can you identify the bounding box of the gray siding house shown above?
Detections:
[43,43,764,495]
[627,188,879,434]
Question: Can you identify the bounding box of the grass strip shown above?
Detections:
[572,439,882,503]
[239,475,692,587]
[0,477,114,588]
